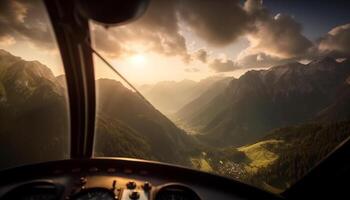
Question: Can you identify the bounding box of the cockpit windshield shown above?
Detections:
[92,0,350,193]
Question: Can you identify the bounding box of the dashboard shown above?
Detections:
[0,158,283,200]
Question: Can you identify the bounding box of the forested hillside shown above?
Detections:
[247,121,350,191]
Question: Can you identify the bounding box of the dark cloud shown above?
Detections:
[0,0,56,50]
[318,23,350,56]
[137,0,190,60]
[92,26,132,58]
[93,0,251,61]
[179,0,250,46]
[240,0,313,60]
[193,49,208,63]
[1,0,347,71]
[235,0,314,69]
[209,58,240,72]
[92,0,191,61]
[93,0,250,61]
[250,13,313,58]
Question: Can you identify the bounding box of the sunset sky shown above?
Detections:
[1,0,350,84]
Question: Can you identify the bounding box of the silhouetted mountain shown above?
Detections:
[0,49,199,168]
[0,50,69,169]
[139,76,229,114]
[177,58,350,147]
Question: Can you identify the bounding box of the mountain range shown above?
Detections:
[176,57,350,147]
[1,49,350,192]
[0,49,199,169]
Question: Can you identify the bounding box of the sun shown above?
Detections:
[130,54,146,65]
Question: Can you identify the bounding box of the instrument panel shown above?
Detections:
[0,159,282,200]
[1,181,62,200]
[1,179,200,200]
[71,188,116,200]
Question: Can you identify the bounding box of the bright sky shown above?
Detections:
[93,52,253,85]
[1,0,350,85]
[0,38,64,76]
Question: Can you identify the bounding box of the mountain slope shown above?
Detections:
[0,50,69,169]
[246,121,350,191]
[0,49,201,169]
[95,79,200,165]
[95,116,155,160]
[186,58,350,147]
[315,75,350,121]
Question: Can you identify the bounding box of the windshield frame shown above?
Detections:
[43,0,350,196]
[44,0,96,159]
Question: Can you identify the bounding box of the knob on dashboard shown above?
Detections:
[79,177,87,185]
[126,181,137,190]
[112,180,117,190]
[142,182,152,191]
[129,191,140,200]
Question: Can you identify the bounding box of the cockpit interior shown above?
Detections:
[0,0,350,199]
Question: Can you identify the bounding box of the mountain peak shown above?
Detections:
[98,78,124,87]
[308,56,336,66]
[0,49,21,61]
[0,49,11,56]
[0,49,21,66]
[271,61,304,69]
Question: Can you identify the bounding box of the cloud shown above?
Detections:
[2,0,347,72]
[0,35,16,46]
[91,0,191,62]
[193,49,208,63]
[250,13,313,58]
[92,26,131,58]
[92,0,252,63]
[92,0,258,63]
[209,58,240,72]
[178,0,251,46]
[318,23,350,56]
[237,53,287,68]
[0,0,56,50]
[236,0,314,68]
[136,0,190,61]
[92,0,251,62]
[184,67,200,73]
[244,0,264,14]
[241,0,313,60]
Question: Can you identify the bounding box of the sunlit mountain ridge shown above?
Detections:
[176,57,350,147]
